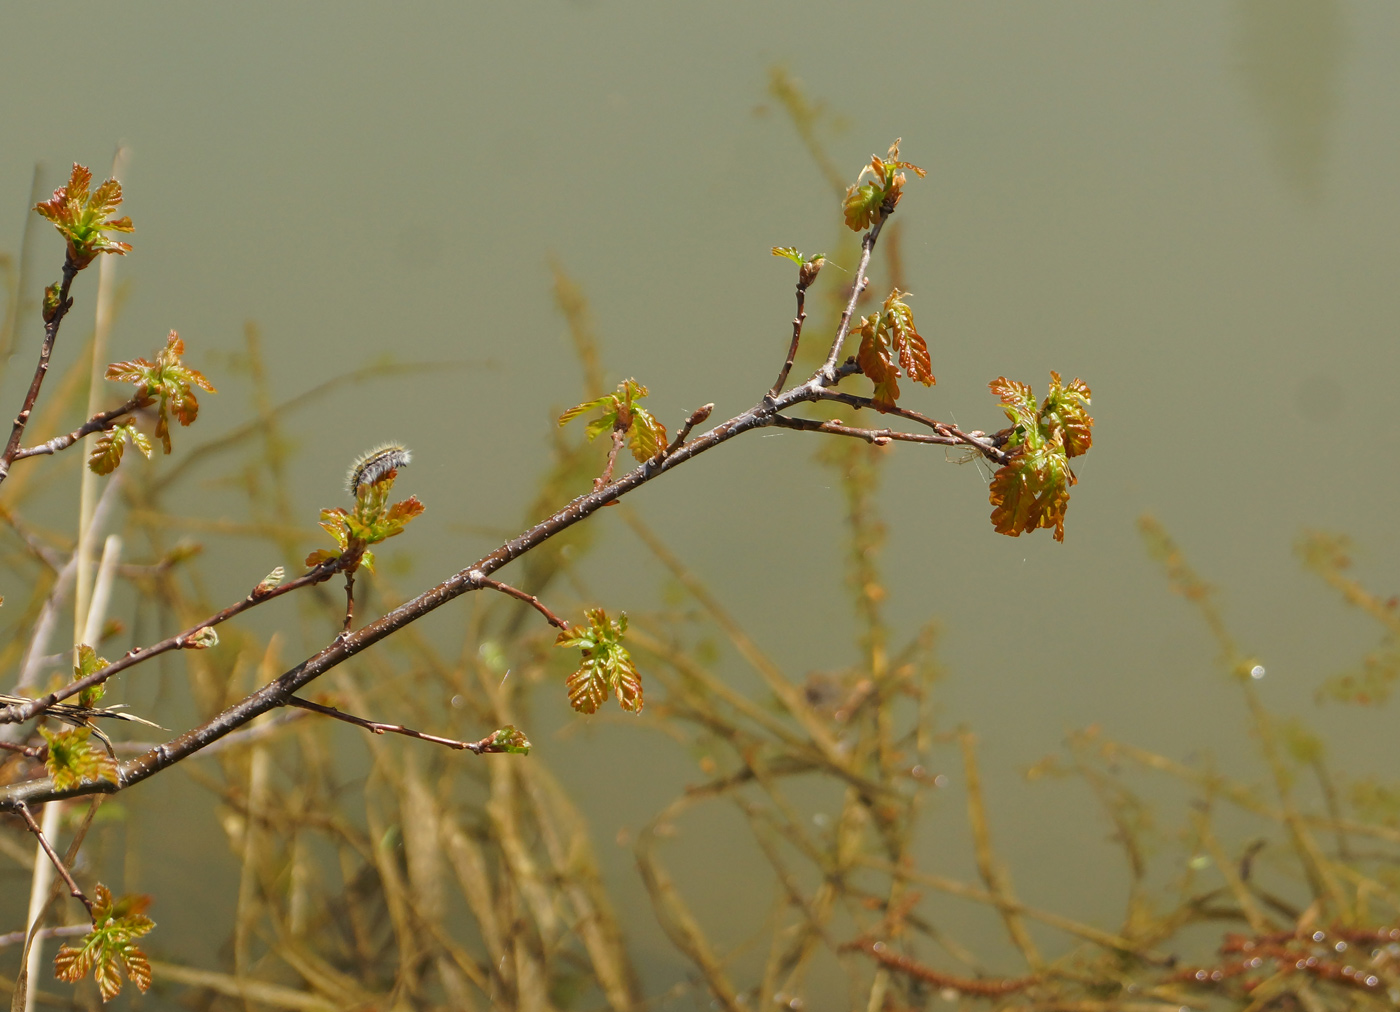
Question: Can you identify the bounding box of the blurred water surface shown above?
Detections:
[2,1,1399,1003]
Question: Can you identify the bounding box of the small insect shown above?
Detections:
[347,443,412,496]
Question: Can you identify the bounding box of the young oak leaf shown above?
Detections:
[1039,371,1094,458]
[53,883,155,1002]
[884,291,933,386]
[771,246,826,287]
[842,138,927,232]
[559,378,668,464]
[855,313,900,409]
[843,181,885,232]
[556,608,643,714]
[106,331,216,454]
[627,405,667,461]
[855,291,934,409]
[74,644,109,708]
[989,376,1040,442]
[33,164,134,269]
[41,725,119,790]
[988,437,1076,542]
[88,421,153,475]
[986,372,1093,542]
[304,472,423,572]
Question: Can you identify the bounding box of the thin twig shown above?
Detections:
[0,258,78,485]
[13,802,91,916]
[769,279,809,397]
[0,923,89,950]
[661,403,714,458]
[818,216,885,382]
[10,393,145,462]
[470,574,570,630]
[0,560,339,727]
[770,414,963,448]
[342,571,355,633]
[286,697,509,754]
[0,741,45,759]
[595,428,625,490]
[809,388,1011,464]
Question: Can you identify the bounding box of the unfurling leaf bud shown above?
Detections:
[186,626,219,650]
[253,566,286,598]
[42,282,63,323]
[486,725,532,754]
[772,247,826,290]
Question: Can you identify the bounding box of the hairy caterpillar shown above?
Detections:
[347,443,411,495]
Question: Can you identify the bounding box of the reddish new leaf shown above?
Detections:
[308,461,423,574]
[986,372,1095,542]
[105,331,215,454]
[855,294,934,409]
[988,439,1076,542]
[843,182,883,232]
[385,495,426,525]
[842,140,927,232]
[855,314,898,409]
[884,290,934,387]
[1041,371,1094,458]
[566,664,607,715]
[88,431,125,476]
[989,376,1038,435]
[88,422,152,475]
[557,609,643,714]
[54,884,154,1001]
[33,164,134,269]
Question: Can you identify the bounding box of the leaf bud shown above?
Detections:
[797,256,825,290]
[42,282,63,323]
[186,626,219,650]
[253,566,286,598]
[486,725,531,754]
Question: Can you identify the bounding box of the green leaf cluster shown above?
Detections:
[53,883,154,1002]
[41,725,118,790]
[987,372,1093,542]
[104,331,216,458]
[306,471,425,573]
[558,378,668,464]
[842,139,926,232]
[33,164,134,269]
[855,289,934,409]
[556,609,642,714]
[74,644,108,708]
